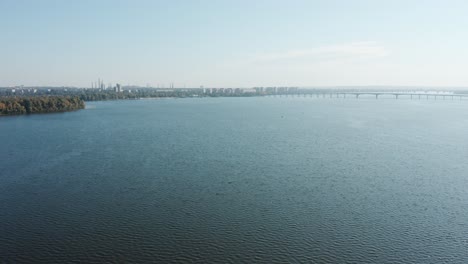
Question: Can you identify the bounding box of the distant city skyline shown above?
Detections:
[2,0,468,88]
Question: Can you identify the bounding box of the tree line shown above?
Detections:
[0,96,85,115]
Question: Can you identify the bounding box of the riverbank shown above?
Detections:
[0,96,85,116]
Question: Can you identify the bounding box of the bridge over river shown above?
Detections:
[270,91,468,100]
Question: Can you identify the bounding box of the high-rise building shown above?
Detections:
[115,83,122,92]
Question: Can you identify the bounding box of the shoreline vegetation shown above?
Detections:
[0,96,85,116]
[0,89,258,115]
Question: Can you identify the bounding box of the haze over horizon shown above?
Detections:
[2,0,468,88]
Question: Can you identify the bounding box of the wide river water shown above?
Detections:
[1,97,468,263]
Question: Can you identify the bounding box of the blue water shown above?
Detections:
[1,97,468,263]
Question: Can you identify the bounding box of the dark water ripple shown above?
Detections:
[1,98,468,263]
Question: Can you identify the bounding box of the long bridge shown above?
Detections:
[270,91,468,100]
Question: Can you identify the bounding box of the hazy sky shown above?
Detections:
[2,0,468,88]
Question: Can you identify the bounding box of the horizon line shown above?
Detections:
[2,85,468,90]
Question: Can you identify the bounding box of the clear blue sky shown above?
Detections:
[2,0,468,88]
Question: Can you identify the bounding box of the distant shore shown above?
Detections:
[2,87,468,116]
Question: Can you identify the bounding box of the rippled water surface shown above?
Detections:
[1,97,468,263]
